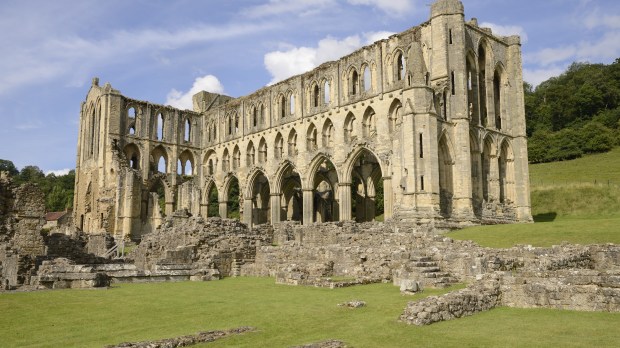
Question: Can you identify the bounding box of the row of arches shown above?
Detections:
[203,147,386,226]
[466,39,507,130]
[123,144,197,176]
[125,106,194,144]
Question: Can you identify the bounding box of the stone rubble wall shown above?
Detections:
[400,275,502,325]
[129,217,273,279]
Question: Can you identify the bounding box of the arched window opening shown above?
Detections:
[344,113,355,143]
[280,95,286,119]
[363,66,371,91]
[313,84,319,107]
[322,119,335,149]
[275,133,284,159]
[324,80,330,104]
[223,150,230,172]
[306,124,318,151]
[128,107,136,119]
[288,129,298,156]
[478,45,488,127]
[185,160,193,176]
[425,72,430,86]
[129,126,135,135]
[253,107,258,127]
[177,159,183,175]
[184,118,191,142]
[494,70,502,130]
[388,101,402,133]
[258,138,267,163]
[396,52,405,81]
[363,108,376,138]
[451,71,456,95]
[158,157,166,173]
[260,104,265,125]
[247,142,256,167]
[279,165,303,222]
[233,146,240,169]
[443,91,448,120]
[350,69,359,96]
[290,94,295,115]
[157,113,164,140]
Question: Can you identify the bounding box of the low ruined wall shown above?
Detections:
[400,275,502,325]
[129,217,273,278]
[501,269,620,312]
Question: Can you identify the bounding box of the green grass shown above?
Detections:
[448,148,620,248]
[1,278,619,348]
[529,147,620,187]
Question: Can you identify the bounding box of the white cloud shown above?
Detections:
[523,66,567,87]
[264,31,394,84]
[480,22,528,43]
[524,46,578,67]
[166,75,225,110]
[576,31,620,62]
[584,10,620,29]
[0,22,273,95]
[242,0,335,18]
[45,168,72,176]
[347,0,414,15]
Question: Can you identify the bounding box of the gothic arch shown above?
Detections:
[274,132,284,159]
[321,118,335,149]
[288,128,299,157]
[362,106,376,138]
[178,149,195,176]
[499,139,516,204]
[438,133,455,217]
[123,143,141,170]
[151,145,168,174]
[343,146,384,222]
[493,62,507,131]
[203,149,217,176]
[388,99,403,133]
[306,122,318,151]
[343,112,356,143]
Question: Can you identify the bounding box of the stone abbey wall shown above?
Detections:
[73,0,532,240]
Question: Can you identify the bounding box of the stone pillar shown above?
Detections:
[450,119,474,218]
[383,177,393,219]
[219,201,228,219]
[302,189,314,225]
[270,193,281,224]
[488,154,500,201]
[243,198,253,227]
[122,171,134,239]
[338,183,352,221]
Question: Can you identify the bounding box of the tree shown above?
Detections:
[0,159,19,176]
[17,165,44,183]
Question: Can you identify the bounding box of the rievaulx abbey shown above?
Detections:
[74,0,532,240]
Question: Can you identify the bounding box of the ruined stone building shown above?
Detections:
[73,0,532,240]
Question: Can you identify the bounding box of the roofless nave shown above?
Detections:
[73,0,532,240]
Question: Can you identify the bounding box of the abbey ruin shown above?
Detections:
[73,0,532,240]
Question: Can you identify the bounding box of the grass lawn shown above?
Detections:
[1,278,619,348]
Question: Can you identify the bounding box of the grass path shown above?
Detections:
[1,278,619,347]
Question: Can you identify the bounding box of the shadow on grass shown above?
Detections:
[533,212,557,222]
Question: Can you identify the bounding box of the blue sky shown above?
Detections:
[1,0,619,174]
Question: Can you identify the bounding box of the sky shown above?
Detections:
[1,0,619,175]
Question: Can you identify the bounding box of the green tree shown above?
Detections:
[0,159,19,176]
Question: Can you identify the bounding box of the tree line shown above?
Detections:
[525,58,620,163]
[0,160,74,212]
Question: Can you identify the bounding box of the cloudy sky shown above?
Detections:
[1,0,618,174]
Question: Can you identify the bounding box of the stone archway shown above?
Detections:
[276,163,303,222]
[305,155,339,224]
[245,170,271,226]
[346,148,384,222]
[222,175,240,219]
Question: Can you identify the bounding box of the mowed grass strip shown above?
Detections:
[1,278,619,348]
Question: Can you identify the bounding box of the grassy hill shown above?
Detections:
[447,148,620,247]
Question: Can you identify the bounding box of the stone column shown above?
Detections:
[338,183,352,221]
[122,171,134,239]
[270,193,281,224]
[450,119,474,218]
[219,201,228,219]
[383,177,393,220]
[243,199,253,227]
[302,189,314,225]
[488,154,500,201]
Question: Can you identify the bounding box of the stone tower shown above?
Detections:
[74,0,532,240]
